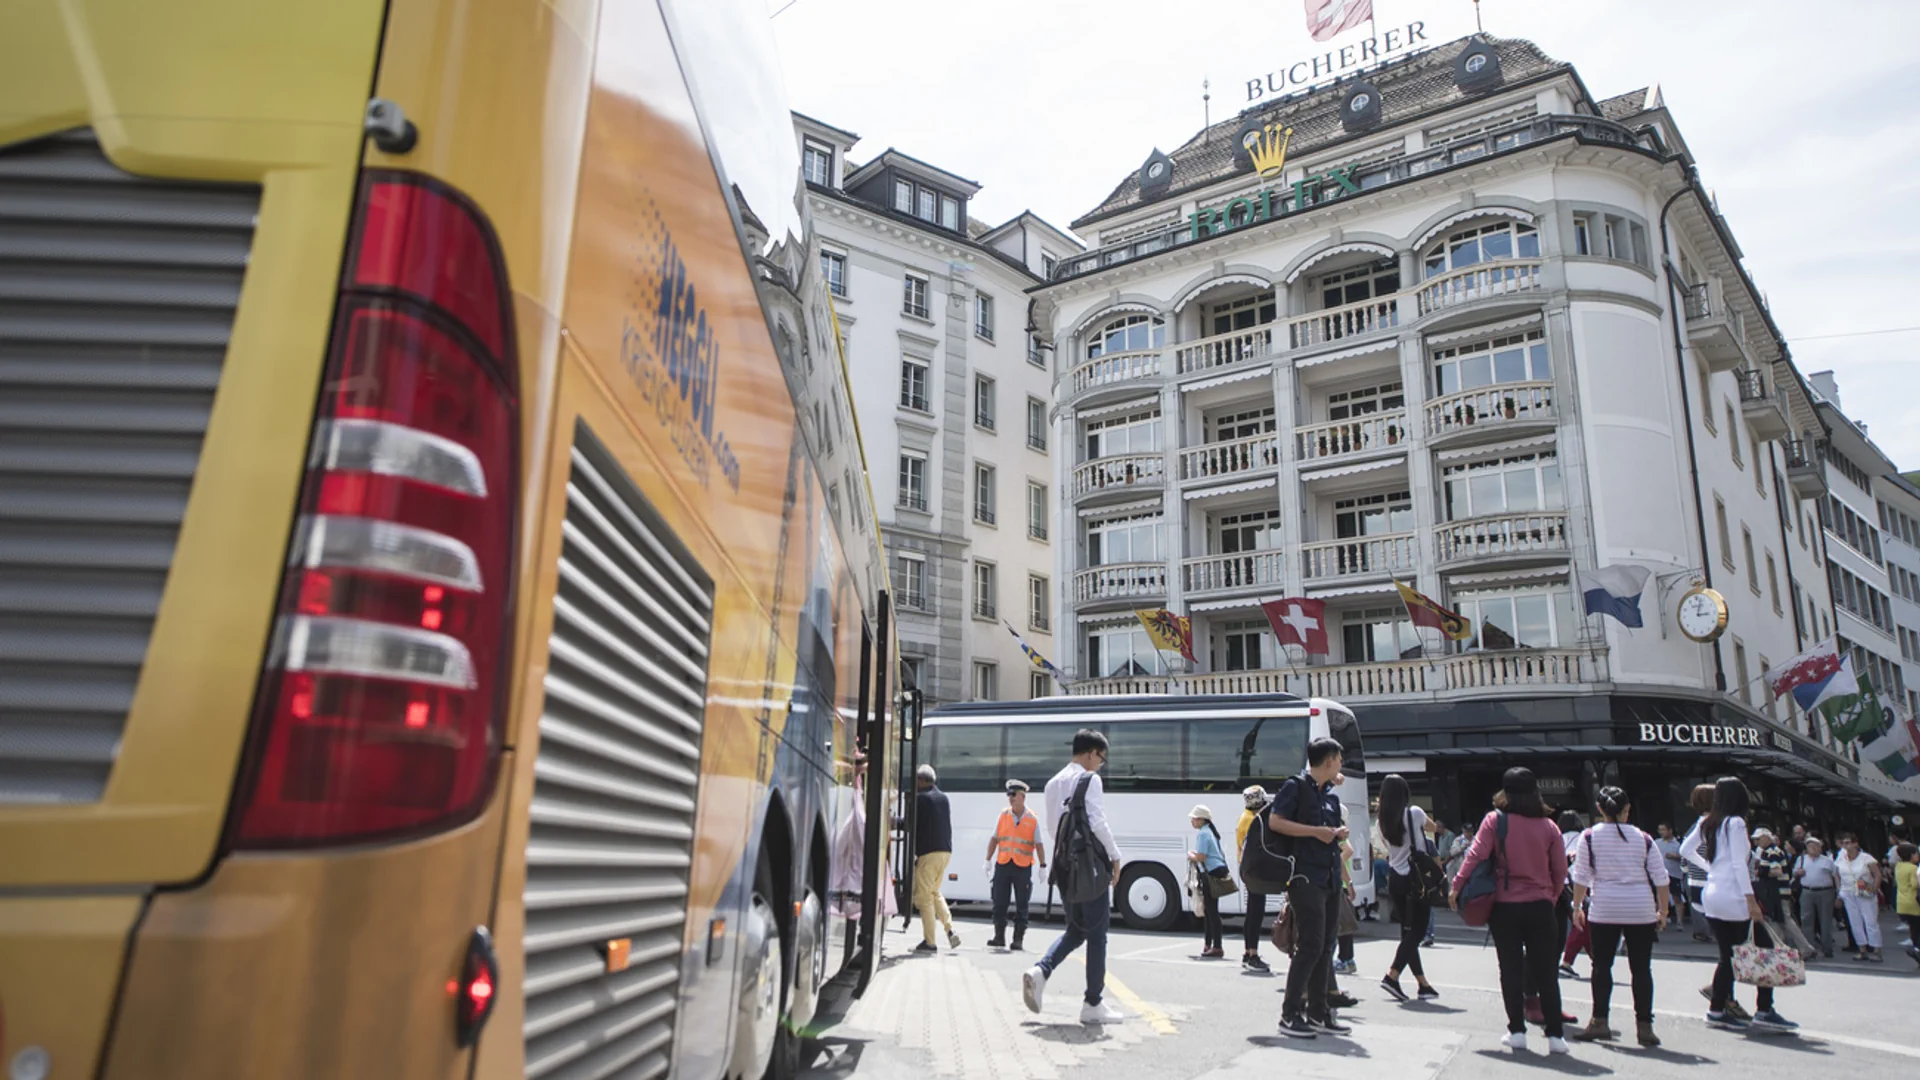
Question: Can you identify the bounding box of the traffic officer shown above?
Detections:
[985,779,1047,950]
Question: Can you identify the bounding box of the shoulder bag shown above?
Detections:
[1406,809,1451,902]
[1458,811,1509,928]
[1271,898,1298,955]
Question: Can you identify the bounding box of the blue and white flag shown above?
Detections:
[1580,564,1652,628]
[1004,622,1068,684]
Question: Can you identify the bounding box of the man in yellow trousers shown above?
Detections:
[912,763,959,953]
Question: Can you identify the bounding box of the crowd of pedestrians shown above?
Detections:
[979,727,1912,1054]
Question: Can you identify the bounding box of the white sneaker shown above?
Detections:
[1547,1037,1570,1055]
[1022,966,1046,1014]
[1501,1031,1528,1052]
[1079,1001,1126,1024]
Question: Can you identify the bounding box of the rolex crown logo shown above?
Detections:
[1246,122,1294,180]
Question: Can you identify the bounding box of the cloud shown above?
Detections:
[772,0,1920,466]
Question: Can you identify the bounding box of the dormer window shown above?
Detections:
[802,141,832,186]
[890,174,964,232]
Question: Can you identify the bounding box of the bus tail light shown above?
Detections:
[230,172,518,848]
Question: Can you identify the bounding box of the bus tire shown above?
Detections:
[1115,863,1181,932]
[733,853,789,1080]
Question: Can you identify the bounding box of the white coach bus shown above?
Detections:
[921,694,1370,931]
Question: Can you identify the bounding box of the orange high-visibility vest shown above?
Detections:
[994,809,1038,867]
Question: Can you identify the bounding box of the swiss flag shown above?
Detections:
[1260,597,1330,656]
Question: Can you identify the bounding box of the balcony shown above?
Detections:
[1295,411,1408,467]
[1301,532,1417,582]
[1178,432,1279,484]
[1181,550,1286,597]
[1436,512,1569,565]
[1073,562,1167,604]
[1683,278,1748,372]
[1066,648,1608,702]
[1425,381,1555,445]
[1174,326,1274,376]
[1736,368,1790,442]
[1286,295,1400,352]
[1415,259,1543,319]
[1071,453,1165,501]
[1069,349,1161,399]
[1784,437,1828,498]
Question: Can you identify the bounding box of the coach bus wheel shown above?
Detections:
[788,885,826,1029]
[732,876,782,1079]
[1116,864,1180,932]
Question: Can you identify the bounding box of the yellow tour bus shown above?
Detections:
[0,0,911,1077]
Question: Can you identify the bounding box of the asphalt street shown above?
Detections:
[801,906,1918,1080]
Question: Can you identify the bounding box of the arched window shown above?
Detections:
[1423,220,1539,277]
[1085,313,1165,358]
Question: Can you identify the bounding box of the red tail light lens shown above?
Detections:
[231,172,518,848]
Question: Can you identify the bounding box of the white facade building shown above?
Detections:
[1031,35,1908,826]
[793,114,1081,705]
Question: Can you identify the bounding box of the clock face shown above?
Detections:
[1350,92,1371,112]
[1147,161,1167,179]
[1465,53,1488,74]
[1678,589,1725,641]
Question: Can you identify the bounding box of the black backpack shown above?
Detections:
[1050,773,1113,904]
[1241,777,1315,893]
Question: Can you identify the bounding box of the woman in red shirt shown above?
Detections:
[1451,767,1571,1055]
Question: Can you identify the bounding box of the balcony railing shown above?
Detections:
[1436,512,1569,563]
[1682,280,1712,320]
[1416,259,1543,316]
[1051,114,1659,283]
[1072,562,1168,603]
[1287,295,1400,350]
[1071,453,1165,499]
[1296,410,1408,465]
[1426,381,1554,439]
[1069,349,1161,396]
[1181,550,1286,595]
[1174,326,1274,375]
[1684,276,1749,371]
[1784,437,1828,498]
[1301,532,1417,581]
[1065,647,1607,699]
[1736,367,1790,441]
[1178,432,1279,482]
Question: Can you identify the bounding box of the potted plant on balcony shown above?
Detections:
[1501,395,1517,420]
[1385,422,1401,445]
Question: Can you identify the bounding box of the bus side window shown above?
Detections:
[924,725,1003,792]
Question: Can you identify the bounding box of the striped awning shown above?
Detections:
[1173,274,1275,313]
[1445,564,1571,587]
[1183,475,1277,500]
[1190,596,1266,613]
[1434,433,1557,463]
[1427,312,1543,347]
[1295,335,1399,368]
[1299,455,1404,482]
[1305,581,1399,599]
[1077,396,1161,420]
[1285,241,1398,284]
[1414,206,1536,250]
[1078,497,1163,519]
[1181,363,1271,392]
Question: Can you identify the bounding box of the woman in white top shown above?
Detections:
[1681,777,1798,1034]
[1567,786,1669,1047]
[1835,833,1884,961]
[1374,775,1438,1002]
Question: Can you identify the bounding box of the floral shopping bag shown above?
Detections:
[1732,919,1806,989]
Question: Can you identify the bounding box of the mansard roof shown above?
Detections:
[1073,35,1573,229]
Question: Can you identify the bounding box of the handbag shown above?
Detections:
[1271,900,1298,955]
[1205,867,1239,900]
[1733,919,1806,988]
[1406,811,1450,902]
[1458,811,1509,928]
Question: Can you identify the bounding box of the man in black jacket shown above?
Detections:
[1271,736,1351,1038]
[913,764,959,952]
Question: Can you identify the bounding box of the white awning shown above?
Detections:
[1172,274,1275,313]
[1295,335,1399,368]
[1183,475,1277,500]
[1426,313,1543,347]
[1077,396,1161,420]
[1414,206,1536,251]
[1181,363,1272,392]
[1446,564,1571,587]
[1285,242,1398,284]
[1190,597,1266,613]
[1071,301,1164,337]
[1434,433,1557,463]
[1078,497,1163,519]
[1306,581,1399,599]
[1299,455,1404,482]
[1077,611,1147,627]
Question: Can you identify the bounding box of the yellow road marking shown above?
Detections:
[1098,966,1176,1035]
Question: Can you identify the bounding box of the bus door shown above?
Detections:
[893,688,924,930]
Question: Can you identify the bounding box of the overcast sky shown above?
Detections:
[769,0,1920,470]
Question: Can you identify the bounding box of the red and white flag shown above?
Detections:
[1305,0,1373,42]
[1764,639,1843,700]
[1260,597,1331,656]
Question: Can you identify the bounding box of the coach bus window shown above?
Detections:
[1323,709,1366,777]
[1186,715,1309,791]
[1100,721,1184,792]
[924,725,1002,792]
[1002,723,1085,789]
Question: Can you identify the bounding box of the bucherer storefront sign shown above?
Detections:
[1637,723,1766,747]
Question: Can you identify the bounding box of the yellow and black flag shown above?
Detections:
[1135,608,1197,663]
[1393,580,1473,641]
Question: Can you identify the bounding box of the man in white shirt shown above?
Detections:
[1792,838,1839,957]
[1023,729,1124,1024]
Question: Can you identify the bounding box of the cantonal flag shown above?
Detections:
[1305,0,1374,42]
[1135,607,1197,663]
[1823,670,1885,744]
[1260,597,1330,655]
[1393,580,1472,641]
[1765,638,1843,700]
[1860,717,1920,782]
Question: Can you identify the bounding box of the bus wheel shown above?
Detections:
[1116,864,1180,932]
[731,876,782,1079]
[788,886,826,1030]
